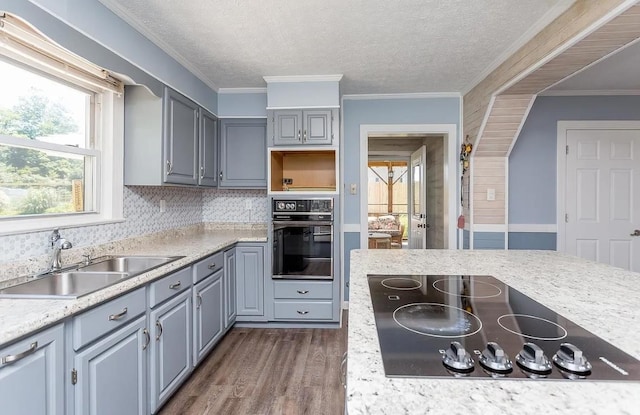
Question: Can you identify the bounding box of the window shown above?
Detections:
[0,13,124,234]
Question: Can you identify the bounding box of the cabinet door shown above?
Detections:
[164,88,199,185]
[219,119,267,188]
[199,108,218,187]
[303,110,332,145]
[150,290,192,413]
[73,316,147,415]
[236,246,265,317]
[0,324,64,415]
[273,110,303,145]
[193,269,224,365]
[224,248,237,329]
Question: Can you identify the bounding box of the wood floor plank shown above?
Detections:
[159,313,347,415]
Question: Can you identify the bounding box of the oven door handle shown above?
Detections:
[272,221,333,227]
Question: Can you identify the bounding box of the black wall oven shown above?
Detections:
[272,198,333,280]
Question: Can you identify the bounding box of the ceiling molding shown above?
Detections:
[461,0,576,95]
[98,0,219,92]
[263,75,343,83]
[342,92,461,100]
[540,89,640,96]
[218,88,267,94]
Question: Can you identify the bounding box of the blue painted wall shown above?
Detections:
[508,232,556,250]
[4,0,218,114]
[473,232,505,249]
[463,230,470,249]
[509,95,640,225]
[343,232,360,301]
[218,92,268,118]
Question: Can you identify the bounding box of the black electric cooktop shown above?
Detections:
[368,275,640,381]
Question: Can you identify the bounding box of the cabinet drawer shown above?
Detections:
[273,301,333,320]
[273,281,333,299]
[193,251,224,283]
[73,287,146,350]
[149,267,191,308]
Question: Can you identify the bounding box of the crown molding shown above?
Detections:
[342,92,461,100]
[461,0,575,95]
[218,87,267,94]
[98,0,219,92]
[540,89,640,96]
[263,74,343,83]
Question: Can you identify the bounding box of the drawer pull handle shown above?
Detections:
[109,307,128,321]
[1,342,37,365]
[208,263,216,269]
[156,320,163,340]
[169,281,181,289]
[297,310,309,315]
[197,293,203,308]
[142,329,150,350]
[297,290,309,294]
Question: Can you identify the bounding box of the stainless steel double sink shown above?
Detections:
[0,255,184,299]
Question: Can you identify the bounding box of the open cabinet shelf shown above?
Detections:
[269,149,337,192]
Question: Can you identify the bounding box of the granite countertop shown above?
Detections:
[347,249,640,415]
[0,226,267,347]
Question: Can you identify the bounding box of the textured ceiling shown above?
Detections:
[99,0,574,94]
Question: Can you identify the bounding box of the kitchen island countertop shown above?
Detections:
[347,249,640,415]
[0,226,267,346]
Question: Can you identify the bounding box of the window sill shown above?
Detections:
[0,214,125,236]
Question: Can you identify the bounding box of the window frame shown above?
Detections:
[0,14,124,235]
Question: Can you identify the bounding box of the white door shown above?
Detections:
[409,147,427,249]
[565,128,640,272]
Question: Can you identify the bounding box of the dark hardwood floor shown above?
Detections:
[159,315,348,415]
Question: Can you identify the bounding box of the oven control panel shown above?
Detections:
[272,199,333,214]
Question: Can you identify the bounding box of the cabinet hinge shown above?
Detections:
[71,368,77,385]
[566,145,569,155]
[565,213,568,223]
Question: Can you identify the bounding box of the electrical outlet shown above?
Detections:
[486,188,496,201]
[282,178,293,185]
[245,200,252,210]
[159,199,166,213]
[350,183,357,195]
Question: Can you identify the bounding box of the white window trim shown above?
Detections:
[0,14,125,236]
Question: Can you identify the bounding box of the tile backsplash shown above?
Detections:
[202,189,268,223]
[0,186,267,264]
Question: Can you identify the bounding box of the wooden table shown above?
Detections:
[368,232,391,249]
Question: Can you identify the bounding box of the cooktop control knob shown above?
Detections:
[516,342,552,378]
[442,341,474,375]
[479,342,513,376]
[552,343,592,378]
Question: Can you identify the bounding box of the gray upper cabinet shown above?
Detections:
[124,85,217,187]
[271,109,333,146]
[219,119,267,188]
[164,88,199,185]
[0,324,64,415]
[198,109,218,187]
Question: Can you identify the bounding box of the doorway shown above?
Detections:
[359,124,458,250]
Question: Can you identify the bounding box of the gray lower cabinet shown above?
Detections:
[0,324,64,415]
[236,245,265,320]
[219,119,267,188]
[193,268,224,365]
[224,248,237,329]
[271,109,333,146]
[73,316,148,415]
[149,289,192,413]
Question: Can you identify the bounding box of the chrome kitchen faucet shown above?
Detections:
[48,229,73,271]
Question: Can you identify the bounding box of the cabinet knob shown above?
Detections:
[303,129,307,142]
[219,171,223,179]
[297,129,301,140]
[166,160,173,175]
[200,166,205,179]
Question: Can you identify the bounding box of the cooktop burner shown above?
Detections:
[368,274,640,381]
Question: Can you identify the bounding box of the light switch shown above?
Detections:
[350,183,357,195]
[486,188,495,201]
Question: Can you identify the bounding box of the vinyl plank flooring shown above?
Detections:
[159,313,348,415]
